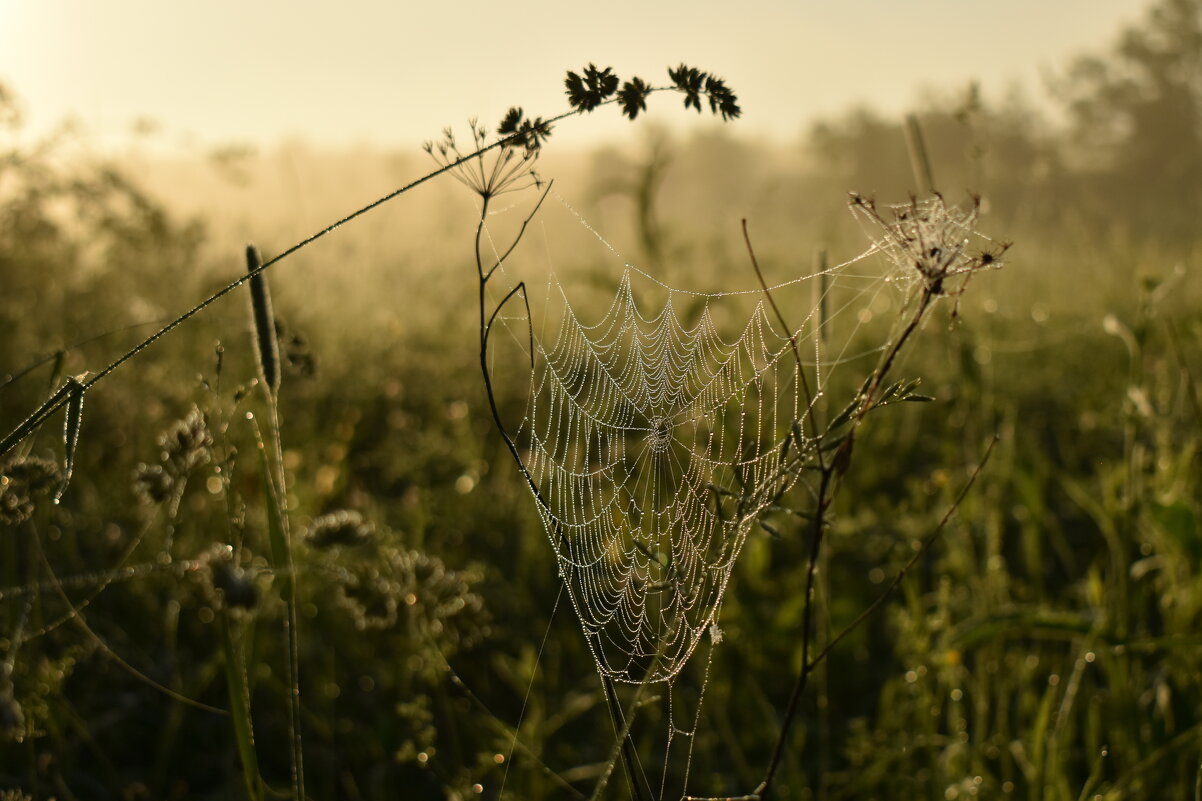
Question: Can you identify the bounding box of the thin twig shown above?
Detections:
[904,114,937,195]
[34,530,227,716]
[754,469,830,800]
[754,268,939,799]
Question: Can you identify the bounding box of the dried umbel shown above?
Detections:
[335,547,486,649]
[850,193,1008,295]
[304,509,374,549]
[0,456,62,525]
[132,462,174,505]
[424,116,544,200]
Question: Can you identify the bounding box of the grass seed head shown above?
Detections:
[305,509,374,549]
[246,244,281,398]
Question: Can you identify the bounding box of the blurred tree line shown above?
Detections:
[584,0,1202,279]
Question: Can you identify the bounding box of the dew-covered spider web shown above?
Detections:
[479,190,927,797]
[524,268,811,685]
[0,172,996,799]
[504,198,896,688]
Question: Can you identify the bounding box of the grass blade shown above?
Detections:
[220,610,264,801]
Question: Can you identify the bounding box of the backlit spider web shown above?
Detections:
[502,197,891,689]
[522,270,804,685]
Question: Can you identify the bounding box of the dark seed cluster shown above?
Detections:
[0,456,61,525]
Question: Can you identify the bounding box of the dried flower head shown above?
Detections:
[424,116,543,200]
[0,456,62,525]
[158,406,213,477]
[211,560,260,610]
[305,509,374,549]
[850,193,1008,295]
[132,462,175,504]
[198,544,261,612]
[336,547,486,648]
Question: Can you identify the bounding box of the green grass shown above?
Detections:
[0,30,1200,800]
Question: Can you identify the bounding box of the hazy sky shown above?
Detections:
[1,0,1152,151]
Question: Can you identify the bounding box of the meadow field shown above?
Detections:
[0,3,1199,800]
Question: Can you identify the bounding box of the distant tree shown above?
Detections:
[1054,0,1202,245]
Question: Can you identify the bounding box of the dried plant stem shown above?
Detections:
[754,469,831,801]
[757,435,996,800]
[472,189,650,801]
[859,288,935,415]
[274,413,305,800]
[255,390,304,800]
[33,531,226,715]
[241,235,304,798]
[810,434,998,667]
[753,282,940,801]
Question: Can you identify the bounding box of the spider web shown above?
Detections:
[505,198,886,691]
[476,191,907,798]
[0,181,965,799]
[524,269,804,684]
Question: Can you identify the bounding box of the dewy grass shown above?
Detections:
[28,52,1202,793]
[0,68,1013,800]
[54,377,84,504]
[0,64,741,799]
[246,261,304,799]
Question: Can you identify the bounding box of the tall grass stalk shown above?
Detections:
[246,241,305,800]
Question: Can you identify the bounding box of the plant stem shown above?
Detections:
[472,191,650,801]
[756,286,936,800]
[755,469,831,800]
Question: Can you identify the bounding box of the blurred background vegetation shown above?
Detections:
[0,0,1199,799]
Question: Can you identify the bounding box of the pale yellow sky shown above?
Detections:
[0,0,1153,151]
